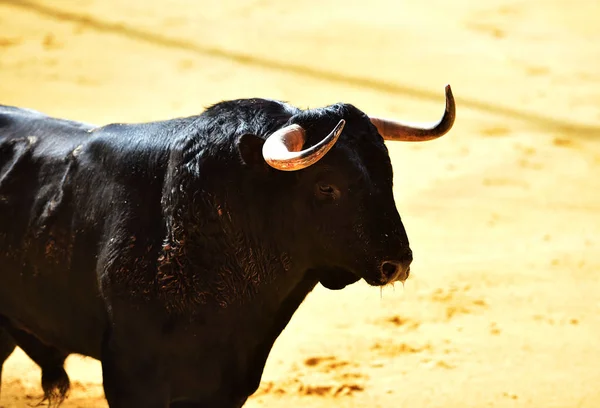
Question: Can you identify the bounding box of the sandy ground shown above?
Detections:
[1,0,599,407]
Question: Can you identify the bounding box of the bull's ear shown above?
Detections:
[237,134,267,170]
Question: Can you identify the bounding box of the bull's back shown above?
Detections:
[0,105,95,243]
[0,104,95,145]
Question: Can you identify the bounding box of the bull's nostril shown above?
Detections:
[380,261,399,279]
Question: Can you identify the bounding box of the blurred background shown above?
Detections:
[1,0,599,407]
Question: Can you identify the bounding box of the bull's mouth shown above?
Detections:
[315,260,411,290]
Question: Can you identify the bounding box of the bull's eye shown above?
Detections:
[316,183,339,199]
[319,184,334,194]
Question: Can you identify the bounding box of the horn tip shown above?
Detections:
[444,84,456,116]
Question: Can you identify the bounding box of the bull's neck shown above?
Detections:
[157,199,307,313]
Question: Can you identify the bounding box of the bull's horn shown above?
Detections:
[262,119,346,171]
[370,84,455,141]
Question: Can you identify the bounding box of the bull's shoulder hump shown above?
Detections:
[86,116,197,150]
[202,98,299,118]
[77,117,201,174]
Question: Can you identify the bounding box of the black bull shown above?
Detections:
[0,87,455,407]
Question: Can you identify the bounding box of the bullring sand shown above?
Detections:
[1,0,599,407]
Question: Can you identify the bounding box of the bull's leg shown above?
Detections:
[0,328,17,399]
[101,332,169,408]
[3,326,70,407]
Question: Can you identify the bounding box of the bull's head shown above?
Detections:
[237,85,455,290]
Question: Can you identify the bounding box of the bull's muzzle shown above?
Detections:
[380,249,413,284]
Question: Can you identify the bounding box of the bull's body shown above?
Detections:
[0,87,454,406]
[1,100,329,407]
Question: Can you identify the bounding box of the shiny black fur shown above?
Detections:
[0,98,411,407]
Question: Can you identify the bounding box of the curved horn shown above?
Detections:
[370,84,455,141]
[262,119,346,171]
